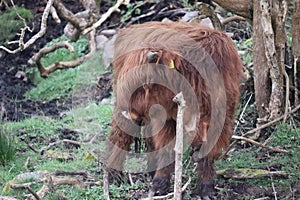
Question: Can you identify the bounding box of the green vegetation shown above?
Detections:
[0,125,16,166]
[121,1,143,22]
[0,7,33,44]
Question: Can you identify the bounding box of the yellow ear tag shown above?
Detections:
[169,59,175,69]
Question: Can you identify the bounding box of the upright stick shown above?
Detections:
[172,92,186,200]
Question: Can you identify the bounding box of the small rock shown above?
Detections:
[15,71,28,82]
[102,35,116,69]
[100,29,117,37]
[96,35,109,50]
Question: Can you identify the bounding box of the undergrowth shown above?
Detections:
[0,7,33,44]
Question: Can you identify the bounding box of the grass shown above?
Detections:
[0,126,16,167]
[0,7,33,44]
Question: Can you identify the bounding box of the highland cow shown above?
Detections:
[106,22,243,197]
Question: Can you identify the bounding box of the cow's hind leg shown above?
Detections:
[196,156,217,197]
[106,120,134,183]
[149,120,176,195]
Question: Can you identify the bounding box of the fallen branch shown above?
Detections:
[267,167,278,200]
[63,131,101,146]
[103,169,110,200]
[232,135,288,153]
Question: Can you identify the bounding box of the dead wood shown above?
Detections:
[231,135,288,153]
[173,92,186,200]
[4,169,98,200]
[103,169,110,200]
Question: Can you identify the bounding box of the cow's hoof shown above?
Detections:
[151,176,170,195]
[195,180,216,198]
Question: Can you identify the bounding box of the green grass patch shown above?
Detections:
[0,7,33,44]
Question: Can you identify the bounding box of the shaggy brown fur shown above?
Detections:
[106,21,243,197]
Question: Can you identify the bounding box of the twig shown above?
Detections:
[39,141,61,154]
[233,94,253,134]
[173,92,186,200]
[268,167,278,200]
[50,6,61,24]
[128,172,134,186]
[103,169,110,200]
[63,131,101,146]
[82,0,125,35]
[221,15,246,25]
[26,186,41,200]
[231,135,288,153]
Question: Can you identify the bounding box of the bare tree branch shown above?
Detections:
[82,0,125,35]
[212,0,253,19]
[53,0,82,30]
[0,0,54,53]
[33,29,96,77]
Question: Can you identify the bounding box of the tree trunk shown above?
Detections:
[292,0,300,105]
[252,0,288,121]
[253,0,270,120]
